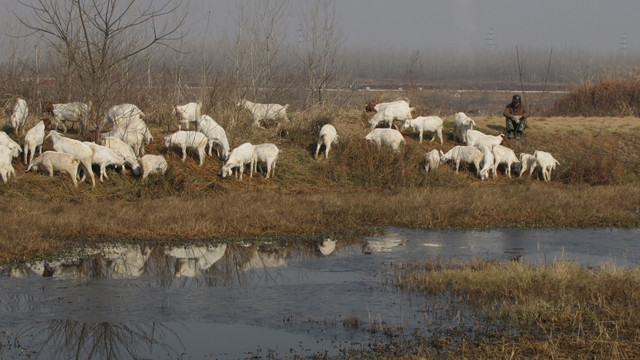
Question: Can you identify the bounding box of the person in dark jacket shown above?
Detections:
[503,94,529,139]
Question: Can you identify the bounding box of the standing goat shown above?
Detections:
[315,124,338,159]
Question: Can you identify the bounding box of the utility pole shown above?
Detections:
[485,27,495,56]
[619,32,628,60]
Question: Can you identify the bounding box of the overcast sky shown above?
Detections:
[3,0,640,54]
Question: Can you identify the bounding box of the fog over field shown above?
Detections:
[1,0,640,94]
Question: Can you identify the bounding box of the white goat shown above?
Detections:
[365,128,406,152]
[100,136,142,176]
[172,102,202,131]
[403,116,443,144]
[0,131,23,158]
[219,143,256,180]
[45,130,95,187]
[315,124,338,159]
[103,103,145,127]
[491,144,519,178]
[139,154,168,180]
[533,150,560,182]
[253,143,279,179]
[368,100,414,129]
[424,149,440,173]
[27,151,80,187]
[479,146,494,180]
[83,142,126,182]
[44,101,91,133]
[163,131,208,166]
[0,147,15,183]
[195,115,230,160]
[105,114,152,156]
[453,112,476,144]
[23,119,50,166]
[466,129,504,148]
[237,99,289,126]
[519,153,537,177]
[9,98,28,134]
[439,145,484,177]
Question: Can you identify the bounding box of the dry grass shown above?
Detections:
[386,259,640,359]
[0,103,639,262]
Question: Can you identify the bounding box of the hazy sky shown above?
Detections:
[3,0,640,54]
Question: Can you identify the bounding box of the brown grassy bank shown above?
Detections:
[388,260,640,359]
[1,184,638,261]
[1,106,639,262]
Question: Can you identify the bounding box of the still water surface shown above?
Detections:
[1,228,638,359]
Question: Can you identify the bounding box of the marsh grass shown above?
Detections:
[388,259,640,359]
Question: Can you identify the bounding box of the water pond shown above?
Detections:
[1,227,638,359]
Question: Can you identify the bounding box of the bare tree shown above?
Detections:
[17,0,186,138]
[298,0,344,106]
[227,0,291,102]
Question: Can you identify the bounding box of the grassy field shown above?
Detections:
[0,103,639,262]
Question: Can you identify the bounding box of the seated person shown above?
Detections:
[503,94,529,139]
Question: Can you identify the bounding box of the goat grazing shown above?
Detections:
[453,112,476,144]
[365,128,406,152]
[253,143,279,179]
[439,145,484,177]
[101,136,142,176]
[402,116,443,144]
[172,102,202,131]
[139,154,168,180]
[314,124,338,159]
[163,131,208,166]
[237,99,289,126]
[45,130,95,187]
[27,151,80,187]
[533,150,560,182]
[491,144,520,178]
[44,101,91,133]
[83,142,126,182]
[23,119,51,166]
[9,98,29,134]
[424,149,440,173]
[368,100,414,129]
[195,115,230,160]
[218,143,256,180]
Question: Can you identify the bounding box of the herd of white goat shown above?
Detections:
[0,97,560,186]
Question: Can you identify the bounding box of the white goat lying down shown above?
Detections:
[10,98,29,134]
[466,129,504,148]
[453,112,476,144]
[172,102,202,131]
[83,142,126,182]
[163,131,208,166]
[219,142,256,181]
[237,99,289,126]
[365,128,406,152]
[195,115,230,160]
[46,130,95,187]
[0,147,16,184]
[424,149,440,173]
[44,101,91,133]
[27,151,80,187]
[315,124,338,159]
[403,116,443,144]
[253,143,280,179]
[368,100,414,129]
[138,154,168,180]
[534,150,560,182]
[440,145,484,177]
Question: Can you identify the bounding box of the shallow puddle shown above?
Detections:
[1,228,638,359]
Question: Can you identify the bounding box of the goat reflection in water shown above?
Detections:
[1,240,344,286]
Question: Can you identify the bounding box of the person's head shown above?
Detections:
[512,94,521,106]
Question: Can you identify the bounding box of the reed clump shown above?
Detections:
[391,259,640,359]
[549,74,640,117]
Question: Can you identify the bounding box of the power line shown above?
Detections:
[485,28,495,55]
